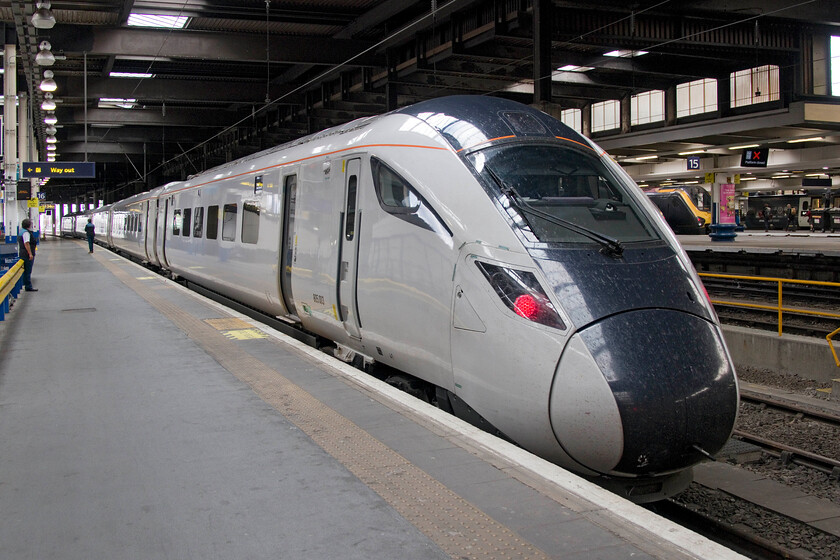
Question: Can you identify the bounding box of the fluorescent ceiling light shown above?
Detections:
[740,177,757,181]
[110,72,154,79]
[127,14,188,29]
[634,155,658,161]
[604,49,648,58]
[806,173,827,177]
[557,64,594,72]
[678,149,705,155]
[98,97,138,109]
[728,144,760,150]
[786,136,824,143]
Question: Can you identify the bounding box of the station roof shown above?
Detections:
[1,0,839,202]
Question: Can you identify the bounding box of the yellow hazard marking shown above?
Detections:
[817,387,833,394]
[222,328,267,340]
[205,317,253,330]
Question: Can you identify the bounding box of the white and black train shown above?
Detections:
[92,96,738,502]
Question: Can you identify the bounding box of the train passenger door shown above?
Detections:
[279,173,297,317]
[159,198,171,269]
[143,201,152,261]
[150,199,160,265]
[337,158,362,339]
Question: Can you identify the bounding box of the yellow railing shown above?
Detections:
[698,272,840,366]
[0,259,24,320]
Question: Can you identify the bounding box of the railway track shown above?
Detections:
[656,384,840,559]
[655,498,816,560]
[702,276,840,338]
[736,389,840,475]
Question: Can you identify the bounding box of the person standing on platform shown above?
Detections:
[785,204,796,231]
[763,203,772,231]
[85,218,95,253]
[18,218,37,292]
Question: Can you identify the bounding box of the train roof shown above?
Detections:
[188,95,595,181]
[394,95,592,153]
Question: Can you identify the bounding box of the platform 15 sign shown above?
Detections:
[22,162,96,178]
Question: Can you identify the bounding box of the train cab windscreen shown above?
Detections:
[468,144,660,245]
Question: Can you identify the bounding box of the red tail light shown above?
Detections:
[476,262,566,330]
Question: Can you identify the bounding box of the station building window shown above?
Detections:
[561,109,581,133]
[676,78,718,118]
[591,100,620,132]
[631,90,664,125]
[730,65,780,107]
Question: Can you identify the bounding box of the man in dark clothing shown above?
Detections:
[18,218,37,292]
[85,218,95,253]
[762,203,772,231]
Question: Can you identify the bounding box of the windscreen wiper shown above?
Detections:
[485,168,624,257]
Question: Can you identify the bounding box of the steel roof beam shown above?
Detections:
[45,27,382,66]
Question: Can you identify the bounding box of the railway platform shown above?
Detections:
[676,230,840,261]
[0,237,743,560]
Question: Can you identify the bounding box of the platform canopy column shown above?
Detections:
[532,0,552,104]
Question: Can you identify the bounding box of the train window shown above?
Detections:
[173,209,182,235]
[222,203,237,241]
[193,207,204,238]
[242,202,260,244]
[370,157,452,237]
[345,176,357,241]
[206,205,219,239]
[467,144,659,244]
[182,208,192,237]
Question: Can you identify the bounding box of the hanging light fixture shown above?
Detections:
[31,1,56,29]
[45,125,57,135]
[44,113,57,125]
[40,69,57,92]
[46,144,56,151]
[47,155,56,161]
[41,92,56,111]
[35,41,55,66]
[46,135,57,144]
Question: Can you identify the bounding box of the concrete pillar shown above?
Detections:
[3,30,17,242]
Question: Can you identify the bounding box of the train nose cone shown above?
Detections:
[550,309,738,475]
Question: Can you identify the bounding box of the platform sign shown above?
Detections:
[740,148,768,168]
[686,156,701,170]
[22,162,96,178]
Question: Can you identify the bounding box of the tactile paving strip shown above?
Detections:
[205,317,254,330]
[99,256,549,560]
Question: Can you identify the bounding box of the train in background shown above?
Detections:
[742,190,840,231]
[645,186,712,234]
[81,95,738,503]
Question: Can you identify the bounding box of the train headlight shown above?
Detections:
[476,262,566,330]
